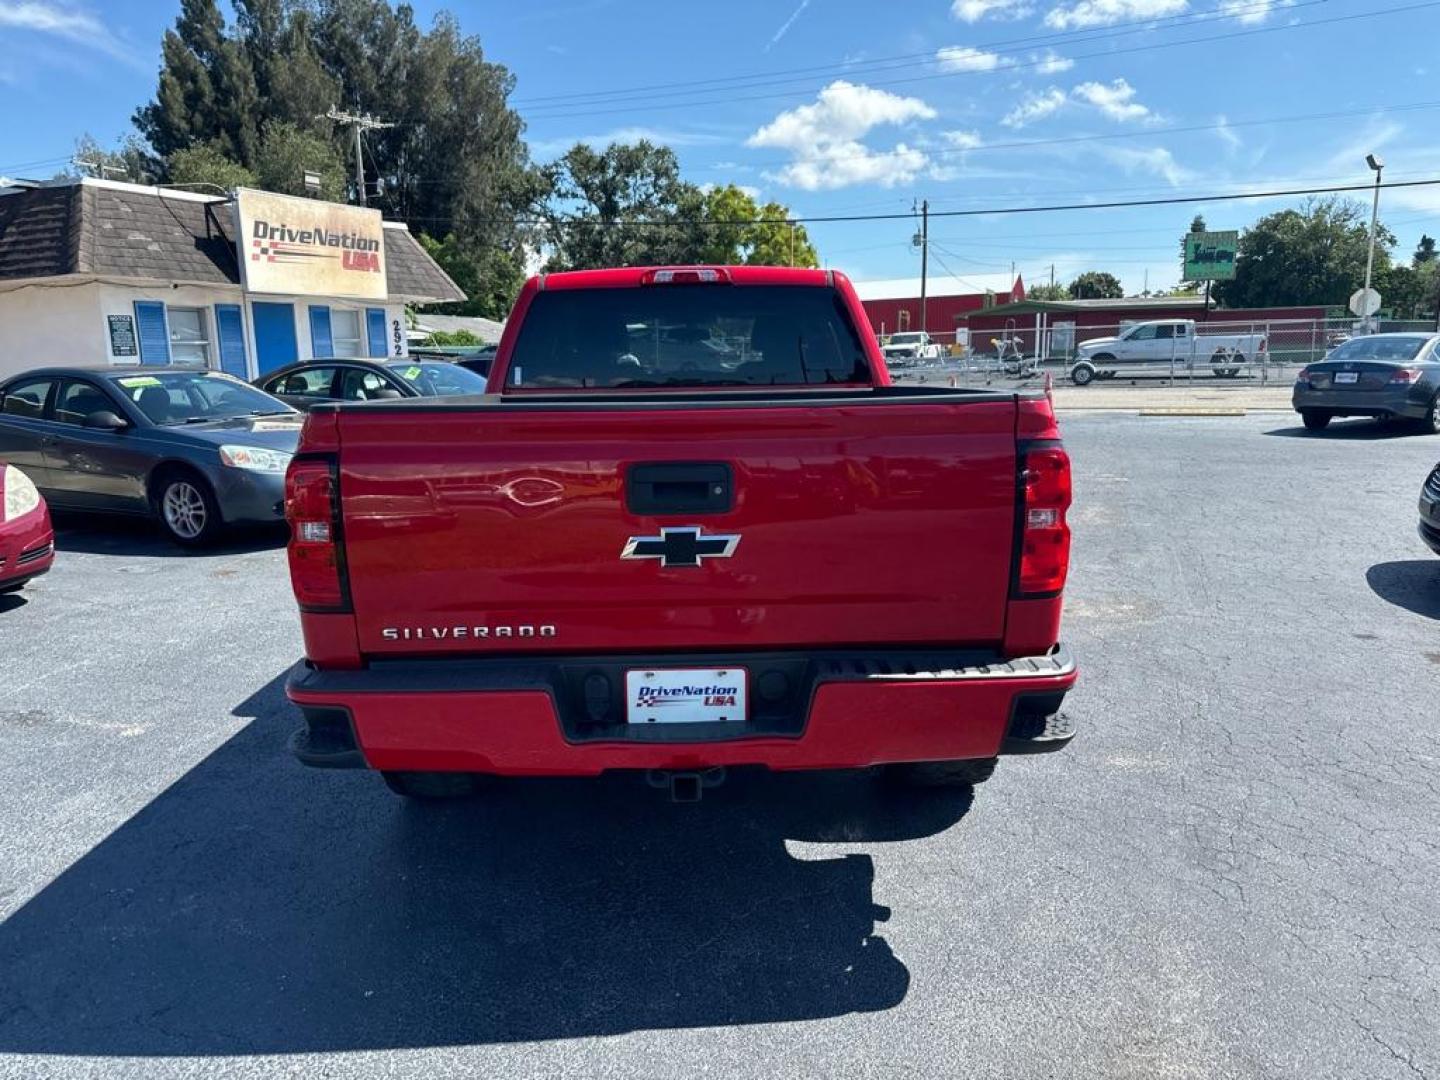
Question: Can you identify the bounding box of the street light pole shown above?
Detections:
[1362,152,1384,334]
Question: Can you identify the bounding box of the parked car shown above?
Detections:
[1069,319,1266,385]
[880,331,944,367]
[1420,462,1440,555]
[1,462,54,593]
[283,265,1078,802]
[0,366,301,546]
[452,345,498,380]
[1292,333,1440,432]
[256,358,489,409]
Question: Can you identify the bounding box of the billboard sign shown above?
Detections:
[234,188,387,300]
[1183,230,1239,281]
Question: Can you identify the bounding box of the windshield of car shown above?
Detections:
[1324,335,1430,364]
[107,371,295,425]
[889,333,924,345]
[506,285,871,389]
[385,361,490,396]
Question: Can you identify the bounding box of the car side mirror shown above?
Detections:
[374,388,403,399]
[83,410,129,431]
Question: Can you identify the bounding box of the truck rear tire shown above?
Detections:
[381,771,482,799]
[884,757,997,788]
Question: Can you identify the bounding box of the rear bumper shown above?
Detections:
[287,644,1078,774]
[1292,386,1428,418]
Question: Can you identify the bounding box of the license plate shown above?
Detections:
[1335,371,1359,384]
[625,667,748,725]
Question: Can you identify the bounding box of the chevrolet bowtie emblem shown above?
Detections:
[621,526,740,568]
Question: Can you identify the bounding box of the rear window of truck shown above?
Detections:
[506,285,871,389]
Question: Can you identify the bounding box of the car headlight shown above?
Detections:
[3,464,41,523]
[218,445,293,474]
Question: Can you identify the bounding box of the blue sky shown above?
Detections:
[3,0,1439,293]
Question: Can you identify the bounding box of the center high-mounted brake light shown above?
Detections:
[285,457,350,612]
[1014,444,1072,597]
[640,268,731,285]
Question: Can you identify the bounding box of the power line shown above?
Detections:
[521,1,1432,120]
[514,0,1323,109]
[402,177,1440,230]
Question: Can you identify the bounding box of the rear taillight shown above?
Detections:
[285,457,350,612]
[1015,444,1072,597]
[1296,366,1313,385]
[1389,368,1421,384]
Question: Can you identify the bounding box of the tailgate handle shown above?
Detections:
[627,463,732,515]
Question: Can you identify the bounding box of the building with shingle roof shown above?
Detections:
[0,177,465,379]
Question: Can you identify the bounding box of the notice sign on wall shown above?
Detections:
[107,314,138,357]
[234,188,387,300]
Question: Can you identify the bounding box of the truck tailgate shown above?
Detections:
[336,395,1019,656]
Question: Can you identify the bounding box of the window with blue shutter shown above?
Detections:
[214,304,249,379]
[366,308,387,358]
[309,305,333,358]
[133,301,171,364]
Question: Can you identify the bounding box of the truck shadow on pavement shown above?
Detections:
[0,673,972,1056]
[1367,560,1440,620]
[50,511,287,557]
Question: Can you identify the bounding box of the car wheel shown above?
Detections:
[883,757,997,788]
[1071,363,1096,386]
[1300,409,1332,431]
[1420,396,1440,435]
[154,469,223,547]
[381,771,482,799]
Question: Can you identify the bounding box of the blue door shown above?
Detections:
[252,302,298,375]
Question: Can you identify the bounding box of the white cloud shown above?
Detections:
[0,1,141,65]
[935,45,1008,72]
[1097,145,1193,186]
[1002,87,1068,128]
[1072,78,1152,122]
[951,0,1034,21]
[1033,49,1073,74]
[1214,114,1241,152]
[765,0,811,51]
[943,130,984,149]
[1220,0,1291,24]
[748,80,937,190]
[1044,0,1187,30]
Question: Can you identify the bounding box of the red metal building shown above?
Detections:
[853,273,1024,338]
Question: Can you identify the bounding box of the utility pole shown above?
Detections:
[1361,153,1384,334]
[919,199,929,335]
[320,106,394,206]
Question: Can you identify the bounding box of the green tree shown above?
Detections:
[135,0,262,164]
[416,232,525,321]
[253,121,346,200]
[1026,283,1071,302]
[1067,271,1124,299]
[1415,234,1437,265]
[542,141,699,270]
[746,201,818,267]
[1212,197,1394,309]
[64,133,159,184]
[166,142,256,191]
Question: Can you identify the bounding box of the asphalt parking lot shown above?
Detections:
[2,412,1438,1080]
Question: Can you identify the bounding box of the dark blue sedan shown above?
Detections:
[0,366,301,546]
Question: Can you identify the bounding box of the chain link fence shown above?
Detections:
[879,317,1439,388]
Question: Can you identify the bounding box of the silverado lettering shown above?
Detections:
[283,265,1078,801]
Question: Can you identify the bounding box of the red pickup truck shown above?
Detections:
[283,266,1076,801]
